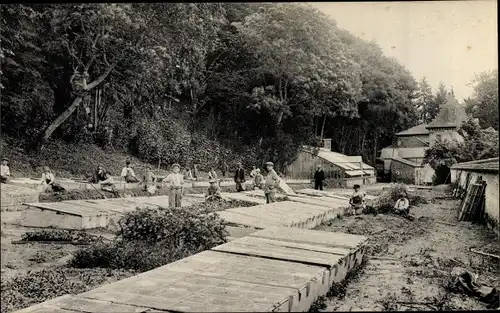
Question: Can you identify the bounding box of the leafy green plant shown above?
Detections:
[117,207,228,247]
[1,268,134,313]
[21,229,102,244]
[68,206,228,272]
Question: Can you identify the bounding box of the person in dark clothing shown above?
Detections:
[92,164,107,183]
[314,165,325,190]
[234,162,245,192]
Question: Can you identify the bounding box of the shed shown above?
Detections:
[451,157,499,236]
[390,157,434,185]
[286,139,376,187]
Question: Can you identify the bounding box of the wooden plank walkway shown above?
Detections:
[15,227,367,313]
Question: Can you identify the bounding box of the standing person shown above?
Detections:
[143,165,157,194]
[1,157,11,184]
[264,162,280,203]
[222,161,228,178]
[253,168,264,190]
[234,162,245,192]
[249,165,257,186]
[40,166,65,193]
[314,165,325,190]
[208,167,218,186]
[349,184,366,215]
[120,161,139,183]
[192,164,198,187]
[163,163,184,208]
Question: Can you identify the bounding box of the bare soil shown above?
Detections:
[315,188,499,311]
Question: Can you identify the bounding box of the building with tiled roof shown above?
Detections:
[285,139,376,187]
[378,90,467,185]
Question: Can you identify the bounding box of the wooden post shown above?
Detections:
[360,161,364,185]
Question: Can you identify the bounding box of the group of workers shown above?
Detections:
[347,183,411,217]
[1,157,66,193]
[2,156,411,216]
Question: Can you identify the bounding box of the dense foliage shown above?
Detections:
[424,118,499,184]
[2,4,494,172]
[465,70,499,130]
[0,3,422,171]
[69,206,228,272]
[1,268,134,313]
[21,229,101,244]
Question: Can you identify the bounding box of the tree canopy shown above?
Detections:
[2,3,492,171]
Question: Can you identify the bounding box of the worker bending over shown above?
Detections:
[91,164,107,184]
[1,157,11,184]
[121,161,139,183]
[264,162,280,203]
[205,179,222,202]
[40,166,65,192]
[349,184,366,215]
[98,171,119,196]
[164,163,184,208]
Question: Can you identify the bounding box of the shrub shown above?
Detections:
[370,183,427,213]
[1,268,134,313]
[117,207,228,248]
[21,229,101,244]
[68,206,228,272]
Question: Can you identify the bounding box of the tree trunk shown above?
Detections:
[373,130,378,164]
[276,110,284,127]
[320,115,326,141]
[41,96,83,147]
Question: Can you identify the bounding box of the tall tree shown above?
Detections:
[465,69,499,130]
[433,82,447,113]
[415,77,437,124]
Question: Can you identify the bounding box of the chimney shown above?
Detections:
[323,138,332,151]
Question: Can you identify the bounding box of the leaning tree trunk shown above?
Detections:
[320,115,326,141]
[41,96,83,144]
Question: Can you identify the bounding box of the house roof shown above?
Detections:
[396,124,430,136]
[426,93,466,129]
[390,157,422,168]
[380,147,427,159]
[301,147,374,172]
[451,157,499,173]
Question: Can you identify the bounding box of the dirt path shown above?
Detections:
[316,189,499,311]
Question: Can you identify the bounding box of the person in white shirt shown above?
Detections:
[349,184,366,215]
[40,166,65,192]
[393,191,410,215]
[163,163,184,208]
[208,167,219,186]
[120,161,139,183]
[249,165,257,186]
[1,157,11,184]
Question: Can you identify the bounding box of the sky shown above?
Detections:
[312,1,498,101]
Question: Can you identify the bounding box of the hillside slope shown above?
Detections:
[1,137,171,179]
